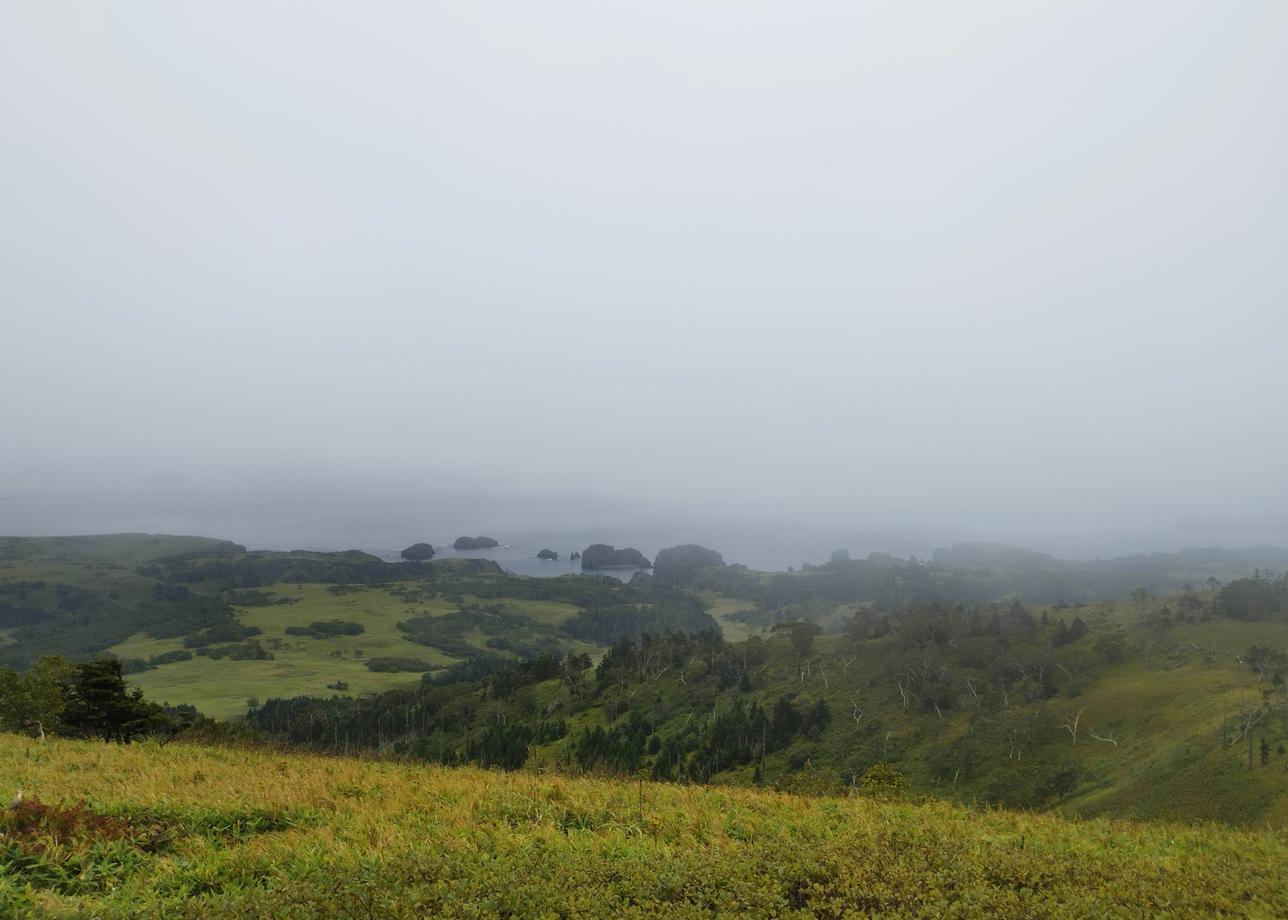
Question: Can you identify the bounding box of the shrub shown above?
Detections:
[773,761,845,797]
[856,763,907,799]
[365,656,435,673]
[285,620,365,638]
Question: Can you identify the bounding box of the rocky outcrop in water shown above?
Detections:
[653,544,725,584]
[580,544,651,570]
[400,542,435,561]
[453,536,500,551]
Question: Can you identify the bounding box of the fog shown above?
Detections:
[3,2,1286,562]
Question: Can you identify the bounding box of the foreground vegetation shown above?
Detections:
[2,735,1285,918]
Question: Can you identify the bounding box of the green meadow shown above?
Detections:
[109,582,588,719]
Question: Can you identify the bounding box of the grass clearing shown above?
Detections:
[698,591,761,642]
[108,583,589,719]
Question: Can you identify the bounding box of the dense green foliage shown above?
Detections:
[692,543,1288,613]
[364,656,435,673]
[5,534,1288,827]
[1214,570,1288,620]
[284,619,365,638]
[0,657,193,743]
[246,584,1288,823]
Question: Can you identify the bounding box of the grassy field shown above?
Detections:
[697,591,761,642]
[1,735,1285,918]
[109,583,588,719]
[1040,614,1288,824]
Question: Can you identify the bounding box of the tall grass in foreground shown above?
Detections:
[1,735,1284,918]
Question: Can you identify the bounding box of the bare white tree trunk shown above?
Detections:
[850,691,864,725]
[1061,707,1084,745]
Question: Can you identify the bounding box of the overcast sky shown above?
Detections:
[3,2,1286,556]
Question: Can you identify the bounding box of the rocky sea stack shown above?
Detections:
[580,544,651,570]
[400,542,435,561]
[453,536,500,551]
[653,544,725,584]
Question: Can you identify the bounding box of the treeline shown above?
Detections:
[137,548,440,589]
[561,599,718,644]
[248,650,598,755]
[1214,572,1288,621]
[245,629,829,781]
[242,594,1143,808]
[686,548,1288,610]
[0,587,242,670]
[0,656,203,742]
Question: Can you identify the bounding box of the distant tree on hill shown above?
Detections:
[285,620,365,638]
[365,656,435,673]
[772,621,821,658]
[1215,573,1288,621]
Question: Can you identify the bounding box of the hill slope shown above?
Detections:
[1,736,1284,918]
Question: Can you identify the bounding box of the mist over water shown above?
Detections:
[5,485,1286,574]
[2,3,1286,559]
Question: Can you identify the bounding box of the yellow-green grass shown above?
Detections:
[108,583,586,719]
[697,591,761,642]
[107,584,446,718]
[2,735,1285,918]
[1044,616,1288,824]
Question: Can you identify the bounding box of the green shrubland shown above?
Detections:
[1,736,1285,918]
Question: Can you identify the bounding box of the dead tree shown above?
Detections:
[1061,707,1085,745]
[1088,728,1119,746]
[896,679,910,709]
[849,691,864,725]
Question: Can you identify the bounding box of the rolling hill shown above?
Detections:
[2,736,1284,918]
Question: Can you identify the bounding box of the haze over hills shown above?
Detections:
[3,0,1287,913]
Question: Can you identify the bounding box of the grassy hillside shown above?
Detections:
[246,591,1288,825]
[2,736,1285,918]
[0,533,243,567]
